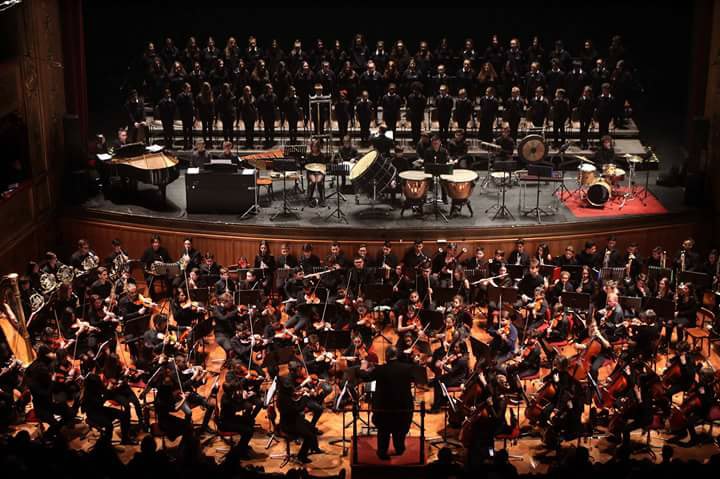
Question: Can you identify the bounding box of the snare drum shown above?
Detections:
[441,169,478,201]
[305,162,326,183]
[577,163,597,186]
[602,163,625,183]
[399,170,431,201]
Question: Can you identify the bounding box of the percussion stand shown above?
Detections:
[552,146,573,202]
[488,159,515,220]
[240,169,260,220]
[424,163,451,223]
[325,164,349,224]
[357,179,391,217]
[270,158,300,221]
[524,164,555,224]
[636,149,656,207]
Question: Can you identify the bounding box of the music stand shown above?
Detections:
[419,308,445,332]
[487,159,515,220]
[189,288,209,304]
[506,264,525,281]
[469,336,492,366]
[539,264,558,278]
[560,292,591,311]
[318,329,352,351]
[423,162,453,223]
[562,265,584,285]
[642,297,675,321]
[364,284,393,305]
[678,271,712,291]
[154,263,180,278]
[433,287,457,307]
[325,162,351,224]
[524,163,555,223]
[271,158,301,220]
[600,267,626,283]
[237,290,261,307]
[647,266,673,288]
[619,296,642,316]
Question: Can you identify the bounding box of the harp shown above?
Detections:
[0,273,36,364]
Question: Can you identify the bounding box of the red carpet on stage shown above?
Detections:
[352,435,425,466]
[558,187,667,218]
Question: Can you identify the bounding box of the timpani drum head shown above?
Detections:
[399,170,431,181]
[440,169,478,183]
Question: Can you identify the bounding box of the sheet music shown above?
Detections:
[96,153,112,161]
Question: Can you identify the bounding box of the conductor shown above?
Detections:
[362,346,416,460]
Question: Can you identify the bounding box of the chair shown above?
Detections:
[256,177,274,205]
[24,408,46,438]
[269,424,303,467]
[687,308,714,357]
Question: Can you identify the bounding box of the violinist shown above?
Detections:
[147,363,191,440]
[545,303,570,343]
[430,314,466,373]
[141,314,177,364]
[283,267,306,299]
[25,345,76,438]
[173,354,215,434]
[352,301,376,346]
[118,282,152,326]
[627,309,660,361]
[87,293,119,351]
[254,240,276,293]
[277,370,321,464]
[449,295,472,327]
[218,378,256,458]
[212,293,241,353]
[302,334,335,378]
[82,363,137,445]
[100,352,145,430]
[171,288,205,329]
[285,280,320,332]
[230,322,267,371]
[505,334,541,379]
[180,267,205,291]
[526,287,550,335]
[429,341,469,413]
[489,311,518,367]
[342,333,378,367]
[211,266,234,296]
[600,291,625,338]
[390,264,413,302]
[289,361,330,435]
[50,348,81,414]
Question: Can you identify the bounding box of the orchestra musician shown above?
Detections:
[429,340,469,413]
[277,369,322,464]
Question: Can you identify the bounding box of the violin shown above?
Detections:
[134,293,158,309]
[181,299,205,313]
[305,292,321,304]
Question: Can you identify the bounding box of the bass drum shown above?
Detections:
[349,150,396,195]
[586,179,612,207]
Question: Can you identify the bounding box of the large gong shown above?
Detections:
[518,134,548,163]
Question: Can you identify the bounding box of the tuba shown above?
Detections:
[0,274,36,364]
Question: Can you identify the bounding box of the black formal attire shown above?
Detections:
[551,97,570,146]
[435,93,454,142]
[528,95,549,127]
[196,95,214,146]
[381,92,402,133]
[504,96,525,139]
[365,359,415,457]
[478,95,499,141]
[334,98,351,139]
[156,96,176,148]
[596,93,614,137]
[356,98,374,143]
[283,94,302,144]
[577,94,595,149]
[216,91,236,144]
[176,91,195,149]
[453,96,473,132]
[406,92,426,145]
[238,95,258,148]
[257,92,278,147]
[277,376,318,461]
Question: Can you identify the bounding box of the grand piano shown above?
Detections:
[98,143,179,203]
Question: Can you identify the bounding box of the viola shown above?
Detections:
[525,379,557,424]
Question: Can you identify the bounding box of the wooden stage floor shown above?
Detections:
[10,316,720,477]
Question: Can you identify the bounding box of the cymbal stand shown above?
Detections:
[488,159,515,220]
[270,159,300,221]
[552,149,573,202]
[325,164,349,224]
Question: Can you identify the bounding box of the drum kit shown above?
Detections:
[573,155,642,208]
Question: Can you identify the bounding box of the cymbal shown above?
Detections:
[625,154,644,164]
[570,155,596,165]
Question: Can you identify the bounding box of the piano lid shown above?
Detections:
[113,142,148,158]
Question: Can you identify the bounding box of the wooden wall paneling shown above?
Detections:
[57,215,703,272]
